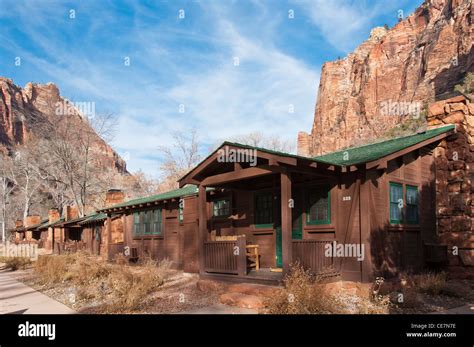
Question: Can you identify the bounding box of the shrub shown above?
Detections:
[34,255,73,284]
[265,263,340,314]
[413,272,447,296]
[105,263,164,312]
[2,257,31,271]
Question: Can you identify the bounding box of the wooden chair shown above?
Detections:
[246,244,260,271]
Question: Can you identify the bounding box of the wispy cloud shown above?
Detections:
[0,0,422,177]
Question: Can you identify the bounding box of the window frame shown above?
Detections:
[133,212,141,235]
[389,182,404,225]
[254,191,274,229]
[306,185,331,225]
[212,198,231,218]
[178,199,184,223]
[405,185,419,225]
[152,208,162,235]
[133,208,164,237]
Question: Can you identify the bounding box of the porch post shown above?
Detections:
[106,215,112,260]
[198,184,207,274]
[280,170,293,273]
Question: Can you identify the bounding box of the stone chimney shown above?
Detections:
[105,189,125,207]
[64,206,79,221]
[48,208,61,224]
[297,131,313,157]
[24,215,41,228]
[15,220,23,229]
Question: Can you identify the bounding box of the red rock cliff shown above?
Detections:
[0,77,127,173]
[298,0,474,156]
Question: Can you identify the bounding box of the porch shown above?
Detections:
[201,235,337,284]
[179,142,343,283]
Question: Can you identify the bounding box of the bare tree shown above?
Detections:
[229,131,294,153]
[157,129,202,190]
[9,143,47,222]
[36,104,119,216]
[0,155,16,243]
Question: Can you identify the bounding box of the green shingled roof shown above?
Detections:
[99,185,200,211]
[79,213,107,225]
[25,219,49,231]
[314,125,455,166]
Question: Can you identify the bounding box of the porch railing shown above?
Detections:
[203,237,247,275]
[292,240,335,275]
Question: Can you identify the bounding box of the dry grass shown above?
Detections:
[265,263,389,314]
[0,256,32,271]
[412,272,448,296]
[32,252,169,313]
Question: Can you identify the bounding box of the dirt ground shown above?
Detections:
[17,268,220,314]
[4,257,474,315]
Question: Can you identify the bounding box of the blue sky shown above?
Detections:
[0,0,423,177]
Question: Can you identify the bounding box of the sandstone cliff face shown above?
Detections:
[299,0,474,156]
[0,77,127,173]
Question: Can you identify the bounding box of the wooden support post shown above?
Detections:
[359,170,373,283]
[281,170,293,273]
[106,215,112,261]
[237,236,247,276]
[198,185,207,274]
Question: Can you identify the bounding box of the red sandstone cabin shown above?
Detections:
[10,118,474,284]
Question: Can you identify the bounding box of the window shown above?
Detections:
[133,212,140,235]
[255,192,273,227]
[390,182,403,224]
[307,186,331,225]
[153,209,162,234]
[406,185,419,224]
[133,209,163,236]
[178,199,184,223]
[213,199,230,217]
[144,211,152,234]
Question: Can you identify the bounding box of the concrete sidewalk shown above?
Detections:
[179,303,258,314]
[0,269,74,314]
[436,304,474,314]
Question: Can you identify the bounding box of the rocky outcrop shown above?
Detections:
[0,77,127,173]
[429,96,474,265]
[299,0,474,157]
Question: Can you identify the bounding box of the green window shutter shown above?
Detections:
[255,192,273,228]
[133,212,141,235]
[306,186,331,225]
[153,209,162,235]
[213,199,230,217]
[389,182,403,224]
[406,185,419,224]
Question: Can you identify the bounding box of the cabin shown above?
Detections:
[99,185,201,272]
[172,124,456,283]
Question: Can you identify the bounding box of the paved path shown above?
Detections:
[179,303,258,314]
[0,269,74,314]
[436,303,474,314]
